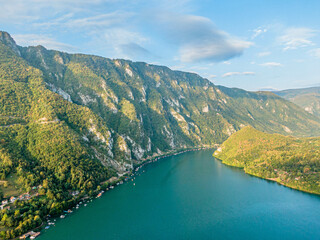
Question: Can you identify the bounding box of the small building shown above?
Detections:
[10,196,16,203]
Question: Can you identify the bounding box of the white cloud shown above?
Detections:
[120,43,153,59]
[81,28,151,60]
[153,12,253,63]
[103,28,147,45]
[0,0,112,23]
[180,38,252,63]
[260,62,283,67]
[258,51,271,57]
[12,34,77,52]
[279,27,317,50]
[222,72,255,78]
[309,48,320,58]
[34,11,134,32]
[252,27,267,39]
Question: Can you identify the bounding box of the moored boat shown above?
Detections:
[30,232,40,239]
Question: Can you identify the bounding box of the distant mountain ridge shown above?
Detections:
[274,86,320,117]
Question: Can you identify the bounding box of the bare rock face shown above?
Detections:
[0,31,21,56]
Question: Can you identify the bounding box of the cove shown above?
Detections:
[38,150,320,240]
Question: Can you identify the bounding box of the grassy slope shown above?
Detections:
[214,126,320,194]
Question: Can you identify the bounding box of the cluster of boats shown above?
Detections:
[19,231,40,239]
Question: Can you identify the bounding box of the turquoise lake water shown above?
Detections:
[39,150,320,240]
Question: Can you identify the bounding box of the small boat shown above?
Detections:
[45,226,50,229]
[84,204,87,206]
[30,232,40,239]
[60,215,65,219]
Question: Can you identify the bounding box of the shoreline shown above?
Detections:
[214,157,320,196]
[133,145,216,172]
[18,146,216,239]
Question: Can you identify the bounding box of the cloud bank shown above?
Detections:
[279,27,316,50]
[153,13,253,63]
[12,34,77,52]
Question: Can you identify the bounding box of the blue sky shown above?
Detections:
[1,0,320,91]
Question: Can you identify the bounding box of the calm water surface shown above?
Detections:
[39,150,320,240]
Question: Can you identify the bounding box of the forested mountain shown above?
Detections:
[214,126,320,195]
[274,87,320,117]
[1,30,320,238]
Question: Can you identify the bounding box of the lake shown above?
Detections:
[39,150,320,240]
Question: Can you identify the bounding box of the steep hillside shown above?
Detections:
[1,30,320,238]
[214,126,320,195]
[17,39,320,139]
[274,87,320,117]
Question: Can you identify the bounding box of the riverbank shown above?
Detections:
[134,145,216,172]
[214,157,320,196]
[12,146,216,239]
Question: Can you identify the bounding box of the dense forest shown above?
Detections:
[214,126,320,195]
[1,30,320,238]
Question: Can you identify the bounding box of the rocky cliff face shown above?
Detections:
[0,31,20,56]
